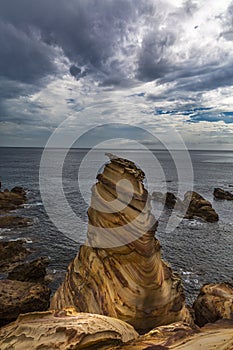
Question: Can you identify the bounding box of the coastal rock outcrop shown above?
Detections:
[193,283,233,327]
[152,190,219,222]
[0,279,51,327]
[51,154,191,332]
[0,240,31,272]
[0,215,33,228]
[183,191,219,222]
[8,256,49,283]
[214,187,233,200]
[0,186,27,213]
[0,308,139,349]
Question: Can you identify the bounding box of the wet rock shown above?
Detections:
[51,154,192,332]
[0,186,27,213]
[152,190,218,222]
[0,215,33,228]
[183,191,219,222]
[0,308,139,349]
[0,240,31,272]
[8,257,49,283]
[214,187,233,200]
[193,283,233,327]
[0,279,51,327]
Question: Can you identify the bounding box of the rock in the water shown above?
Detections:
[8,257,49,283]
[0,240,31,272]
[183,191,219,222]
[214,187,233,200]
[152,191,179,209]
[51,154,192,332]
[0,186,27,213]
[193,283,233,327]
[109,320,233,349]
[0,215,33,228]
[0,308,139,349]
[0,279,51,326]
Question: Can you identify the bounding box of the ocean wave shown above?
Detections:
[23,202,43,208]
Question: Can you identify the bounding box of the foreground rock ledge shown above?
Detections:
[51,154,191,332]
[0,309,138,350]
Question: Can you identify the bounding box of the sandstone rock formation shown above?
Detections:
[214,187,233,200]
[0,279,51,327]
[109,320,233,349]
[183,191,219,222]
[0,308,139,350]
[51,154,191,332]
[193,283,233,327]
[152,190,219,223]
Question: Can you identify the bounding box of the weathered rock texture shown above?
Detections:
[183,191,219,222]
[193,283,233,327]
[0,240,31,272]
[0,308,139,350]
[0,186,27,213]
[109,320,233,350]
[0,279,51,327]
[152,190,219,223]
[8,256,49,283]
[214,187,233,200]
[51,154,191,332]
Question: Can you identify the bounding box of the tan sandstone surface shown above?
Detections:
[51,154,191,332]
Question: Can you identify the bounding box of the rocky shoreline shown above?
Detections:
[0,155,233,349]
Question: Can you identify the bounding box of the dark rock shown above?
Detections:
[0,240,31,272]
[0,215,33,228]
[183,191,219,222]
[0,187,27,213]
[214,187,233,200]
[8,257,49,283]
[0,279,51,327]
[193,283,233,327]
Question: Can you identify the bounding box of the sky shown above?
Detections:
[0,0,233,149]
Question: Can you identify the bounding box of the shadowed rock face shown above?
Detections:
[51,154,192,332]
[193,283,233,327]
[184,191,219,222]
[0,308,139,350]
[214,187,233,200]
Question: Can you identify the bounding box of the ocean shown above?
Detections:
[0,147,233,304]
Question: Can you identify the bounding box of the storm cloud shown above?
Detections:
[1,0,233,147]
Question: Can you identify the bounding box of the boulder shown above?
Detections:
[0,308,139,349]
[0,215,33,228]
[51,154,192,332]
[214,187,233,200]
[0,240,31,272]
[8,257,49,283]
[152,191,180,209]
[183,191,219,222]
[193,283,233,327]
[0,279,51,327]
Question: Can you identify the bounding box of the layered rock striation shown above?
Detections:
[51,154,191,332]
[0,309,138,350]
[193,283,233,327]
[152,190,219,223]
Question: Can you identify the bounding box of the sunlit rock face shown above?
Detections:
[0,308,138,350]
[51,154,192,332]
